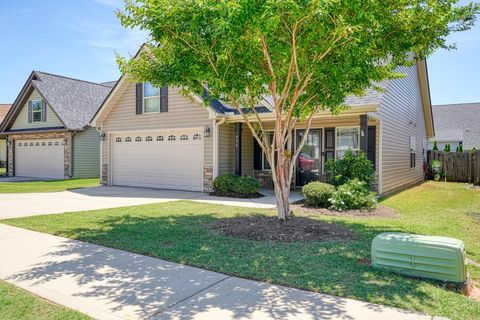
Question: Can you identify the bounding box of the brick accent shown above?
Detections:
[6,131,71,178]
[101,163,109,185]
[253,169,273,188]
[203,165,214,192]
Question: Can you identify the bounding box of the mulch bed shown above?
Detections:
[291,200,399,218]
[209,191,264,199]
[209,215,352,242]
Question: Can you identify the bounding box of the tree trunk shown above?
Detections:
[272,172,292,220]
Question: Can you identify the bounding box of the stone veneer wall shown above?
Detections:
[203,165,214,192]
[253,169,273,188]
[7,131,71,179]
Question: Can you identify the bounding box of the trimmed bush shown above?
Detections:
[302,181,336,207]
[329,179,377,211]
[325,149,375,188]
[232,176,260,195]
[213,173,238,193]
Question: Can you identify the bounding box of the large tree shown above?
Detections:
[117,0,478,220]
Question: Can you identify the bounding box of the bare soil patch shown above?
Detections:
[291,201,399,218]
[210,215,352,243]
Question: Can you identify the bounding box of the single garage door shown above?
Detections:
[15,139,65,179]
[111,129,204,191]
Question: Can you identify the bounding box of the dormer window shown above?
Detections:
[143,83,161,113]
[32,100,42,122]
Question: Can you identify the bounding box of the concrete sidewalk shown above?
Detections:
[0,224,431,320]
[0,186,304,219]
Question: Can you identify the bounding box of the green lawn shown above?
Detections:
[0,280,89,320]
[0,178,100,193]
[0,167,6,175]
[2,181,480,319]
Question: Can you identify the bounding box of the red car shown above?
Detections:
[298,153,316,171]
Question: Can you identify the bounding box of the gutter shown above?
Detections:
[213,116,226,178]
[95,124,104,182]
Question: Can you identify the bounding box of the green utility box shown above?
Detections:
[371,232,467,283]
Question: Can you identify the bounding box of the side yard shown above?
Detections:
[2,181,479,319]
[0,280,89,320]
[0,178,100,193]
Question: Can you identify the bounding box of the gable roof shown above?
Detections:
[431,102,480,142]
[1,71,114,132]
[0,104,12,124]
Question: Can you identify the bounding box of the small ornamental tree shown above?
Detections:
[117,0,478,220]
[433,141,439,151]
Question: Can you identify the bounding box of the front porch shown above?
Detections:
[217,113,378,189]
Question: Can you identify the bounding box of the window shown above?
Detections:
[35,142,40,146]
[116,137,122,143]
[125,137,132,142]
[32,100,42,122]
[30,142,34,146]
[48,141,52,146]
[54,141,59,146]
[180,134,188,141]
[410,136,416,168]
[146,136,153,142]
[193,133,202,140]
[336,127,360,158]
[135,136,142,142]
[168,135,176,141]
[156,135,164,141]
[41,142,46,146]
[18,143,22,147]
[143,83,160,113]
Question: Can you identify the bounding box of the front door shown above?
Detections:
[295,129,322,187]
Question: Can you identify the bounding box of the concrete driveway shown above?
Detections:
[0,186,304,219]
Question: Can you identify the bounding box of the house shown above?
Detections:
[91,60,433,195]
[0,71,114,179]
[0,104,13,169]
[428,102,480,151]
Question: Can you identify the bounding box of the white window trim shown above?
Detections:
[143,83,161,114]
[32,99,42,122]
[335,126,360,157]
[410,136,416,169]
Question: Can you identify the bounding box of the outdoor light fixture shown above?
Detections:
[204,126,212,138]
[99,131,106,141]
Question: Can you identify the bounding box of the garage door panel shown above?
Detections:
[15,139,64,179]
[111,130,203,191]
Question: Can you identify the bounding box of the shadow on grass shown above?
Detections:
[7,212,452,318]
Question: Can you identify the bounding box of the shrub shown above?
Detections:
[325,149,375,188]
[456,145,463,152]
[430,160,442,181]
[232,176,260,195]
[213,173,238,193]
[302,181,336,207]
[443,144,451,152]
[329,179,377,211]
[432,141,439,151]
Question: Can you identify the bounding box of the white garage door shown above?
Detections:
[15,139,64,179]
[111,129,204,191]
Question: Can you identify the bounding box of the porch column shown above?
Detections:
[235,123,242,175]
[359,115,368,154]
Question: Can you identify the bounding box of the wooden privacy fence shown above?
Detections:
[428,150,480,184]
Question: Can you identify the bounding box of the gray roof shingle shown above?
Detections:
[33,71,113,130]
[432,102,480,149]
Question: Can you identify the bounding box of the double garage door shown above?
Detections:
[111,129,204,191]
[15,139,64,179]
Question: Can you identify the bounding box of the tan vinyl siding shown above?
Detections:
[73,127,100,178]
[218,124,235,175]
[101,83,213,167]
[11,89,63,130]
[241,126,254,176]
[373,64,427,194]
[0,139,6,162]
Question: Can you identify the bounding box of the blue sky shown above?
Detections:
[0,0,479,105]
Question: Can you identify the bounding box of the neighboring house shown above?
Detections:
[429,102,480,151]
[0,104,13,168]
[0,71,114,179]
[91,55,434,196]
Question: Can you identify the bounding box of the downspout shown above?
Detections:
[214,117,226,178]
[95,124,103,183]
